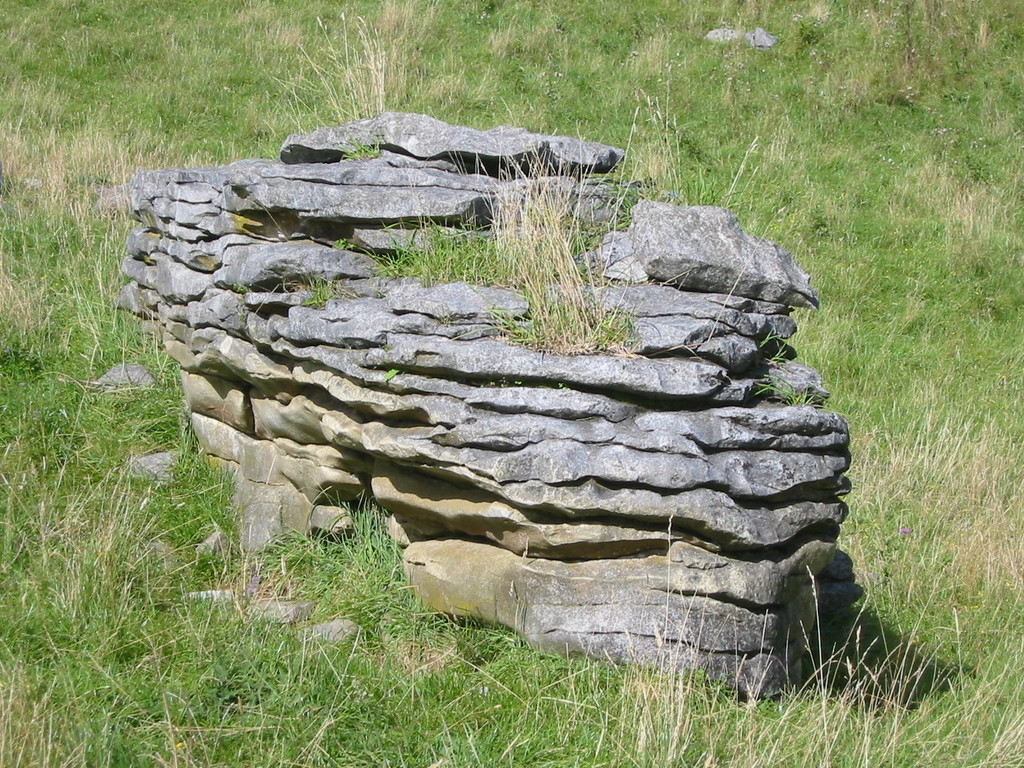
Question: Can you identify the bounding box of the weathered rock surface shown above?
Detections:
[627,201,818,308]
[702,27,777,50]
[213,241,377,291]
[197,528,231,558]
[118,114,855,697]
[404,538,814,698]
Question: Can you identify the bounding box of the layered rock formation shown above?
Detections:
[118,113,855,698]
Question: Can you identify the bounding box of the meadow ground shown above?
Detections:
[2,1,1024,765]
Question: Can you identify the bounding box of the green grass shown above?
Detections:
[3,0,1024,764]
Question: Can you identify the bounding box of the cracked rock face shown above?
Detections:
[119,113,856,698]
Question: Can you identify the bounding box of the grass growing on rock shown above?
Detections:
[380,179,635,355]
[2,0,1024,765]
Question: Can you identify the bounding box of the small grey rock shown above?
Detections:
[704,27,742,43]
[196,528,231,558]
[630,201,818,309]
[94,363,156,389]
[745,27,778,50]
[310,505,353,535]
[250,599,315,623]
[186,589,235,602]
[304,618,359,643]
[129,451,176,482]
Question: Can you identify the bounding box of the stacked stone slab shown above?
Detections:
[118,112,854,698]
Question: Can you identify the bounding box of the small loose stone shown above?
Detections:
[704,27,742,43]
[249,599,316,624]
[146,540,177,573]
[94,364,156,389]
[745,27,778,50]
[304,618,360,643]
[128,451,175,483]
[196,528,231,558]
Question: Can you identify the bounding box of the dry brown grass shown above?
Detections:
[0,668,70,768]
[491,178,633,354]
[298,2,432,124]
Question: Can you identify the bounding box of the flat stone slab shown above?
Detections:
[221,159,502,227]
[280,112,625,177]
[213,241,376,291]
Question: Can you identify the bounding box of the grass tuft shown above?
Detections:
[379,179,635,355]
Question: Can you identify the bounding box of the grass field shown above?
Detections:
[3,0,1024,765]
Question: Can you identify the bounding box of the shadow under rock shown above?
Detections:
[802,603,964,709]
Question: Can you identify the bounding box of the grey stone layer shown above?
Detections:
[213,241,377,291]
[280,111,625,176]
